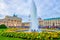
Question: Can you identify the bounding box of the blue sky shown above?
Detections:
[0,0,60,22]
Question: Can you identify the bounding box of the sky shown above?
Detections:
[0,0,60,22]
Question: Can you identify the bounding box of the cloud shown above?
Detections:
[4,0,31,16]
[0,0,10,18]
[0,0,60,22]
[37,0,60,19]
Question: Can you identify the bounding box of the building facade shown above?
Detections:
[22,18,60,27]
[0,15,60,28]
[22,22,30,28]
[43,18,60,27]
[0,15,22,28]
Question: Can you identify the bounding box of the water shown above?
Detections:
[29,0,41,32]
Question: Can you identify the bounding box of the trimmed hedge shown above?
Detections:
[0,24,7,29]
[1,32,60,40]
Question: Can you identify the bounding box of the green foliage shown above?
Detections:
[0,24,7,29]
[0,29,23,40]
[1,32,60,40]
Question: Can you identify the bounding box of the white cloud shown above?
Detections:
[0,0,60,22]
[0,2,9,17]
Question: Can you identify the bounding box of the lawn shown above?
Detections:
[0,35,23,40]
[0,29,23,40]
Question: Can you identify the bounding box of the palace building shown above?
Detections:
[0,15,22,28]
[43,18,60,27]
[0,15,60,28]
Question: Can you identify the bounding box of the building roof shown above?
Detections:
[22,22,30,24]
[0,19,4,22]
[5,16,22,20]
[44,17,60,20]
[0,19,8,22]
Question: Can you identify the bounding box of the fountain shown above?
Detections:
[16,0,41,32]
[29,0,41,32]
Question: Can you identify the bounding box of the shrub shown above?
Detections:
[0,24,7,29]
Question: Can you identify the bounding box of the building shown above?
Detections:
[43,17,60,27]
[22,22,30,28]
[38,18,44,26]
[0,15,60,28]
[22,17,60,28]
[0,15,22,28]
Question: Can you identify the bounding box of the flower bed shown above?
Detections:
[1,31,60,40]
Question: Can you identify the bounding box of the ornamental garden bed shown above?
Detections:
[1,31,60,40]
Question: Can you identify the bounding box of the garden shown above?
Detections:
[0,24,23,40]
[0,24,60,40]
[1,29,60,40]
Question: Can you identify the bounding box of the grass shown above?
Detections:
[0,35,23,40]
[0,29,23,40]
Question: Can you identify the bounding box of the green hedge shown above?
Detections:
[0,24,7,29]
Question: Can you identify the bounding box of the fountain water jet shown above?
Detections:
[29,0,41,32]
